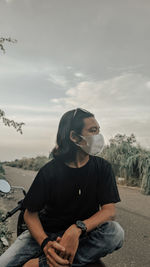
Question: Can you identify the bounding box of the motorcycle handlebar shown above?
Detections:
[2,201,23,222]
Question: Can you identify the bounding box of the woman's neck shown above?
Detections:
[65,151,89,168]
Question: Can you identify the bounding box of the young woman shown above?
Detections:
[0,108,124,267]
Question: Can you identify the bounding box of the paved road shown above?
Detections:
[2,166,150,267]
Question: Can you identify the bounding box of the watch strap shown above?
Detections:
[41,237,51,251]
[76,220,87,237]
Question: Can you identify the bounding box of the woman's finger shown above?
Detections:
[68,253,75,265]
[46,254,59,267]
[56,236,61,243]
[59,251,66,258]
[48,247,69,265]
[63,253,70,260]
[51,241,66,253]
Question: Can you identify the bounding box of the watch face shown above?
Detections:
[76,220,86,231]
[77,221,83,228]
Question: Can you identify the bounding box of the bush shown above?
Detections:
[6,156,49,171]
[101,133,150,195]
[0,163,5,175]
[0,210,11,254]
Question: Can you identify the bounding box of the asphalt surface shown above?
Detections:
[1,166,150,267]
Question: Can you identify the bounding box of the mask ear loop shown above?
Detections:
[79,135,90,147]
[72,133,84,147]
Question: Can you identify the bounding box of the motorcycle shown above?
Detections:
[0,179,107,267]
[0,179,27,236]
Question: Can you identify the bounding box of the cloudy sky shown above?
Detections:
[0,0,150,161]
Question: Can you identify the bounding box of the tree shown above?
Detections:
[0,109,25,134]
[101,133,150,195]
[109,133,136,146]
[0,37,25,134]
[0,37,17,54]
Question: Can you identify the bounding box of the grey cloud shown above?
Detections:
[1,0,150,160]
[52,73,150,109]
[1,0,150,78]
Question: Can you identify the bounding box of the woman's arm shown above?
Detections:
[83,203,116,232]
[24,209,69,266]
[55,203,116,265]
[24,209,48,246]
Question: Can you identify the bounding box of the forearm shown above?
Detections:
[83,203,116,233]
[24,209,48,246]
[56,205,116,264]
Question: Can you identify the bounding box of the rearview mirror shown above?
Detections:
[0,179,11,193]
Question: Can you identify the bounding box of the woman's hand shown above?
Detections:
[43,240,70,267]
[56,224,81,265]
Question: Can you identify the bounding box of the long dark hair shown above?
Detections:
[51,108,94,162]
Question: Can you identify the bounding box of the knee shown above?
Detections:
[22,258,39,267]
[110,221,125,249]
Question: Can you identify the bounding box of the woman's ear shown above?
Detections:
[70,131,84,145]
[70,130,78,143]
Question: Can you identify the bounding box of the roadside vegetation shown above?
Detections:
[101,133,150,195]
[0,163,5,179]
[0,211,11,254]
[5,156,50,171]
[0,164,11,254]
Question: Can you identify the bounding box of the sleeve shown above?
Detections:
[22,168,47,212]
[98,161,121,206]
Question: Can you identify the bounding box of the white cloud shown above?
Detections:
[1,72,150,161]
[66,66,73,70]
[74,72,84,78]
[5,0,14,3]
[49,73,150,148]
[51,98,60,104]
[50,73,150,110]
[146,81,150,89]
[47,73,67,87]
[0,57,68,88]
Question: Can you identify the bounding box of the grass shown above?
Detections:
[0,210,11,255]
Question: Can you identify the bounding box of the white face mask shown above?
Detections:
[76,133,105,156]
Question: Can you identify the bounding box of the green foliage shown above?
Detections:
[0,174,5,180]
[0,37,24,134]
[0,210,11,254]
[0,37,17,54]
[101,133,150,195]
[140,154,150,195]
[6,156,50,171]
[0,109,25,134]
[0,163,5,175]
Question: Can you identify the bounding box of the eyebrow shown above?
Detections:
[88,126,100,130]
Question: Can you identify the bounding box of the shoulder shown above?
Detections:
[91,156,114,178]
[92,156,112,169]
[39,158,64,177]
[39,158,57,174]
[33,159,59,185]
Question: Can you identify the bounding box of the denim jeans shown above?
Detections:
[0,221,124,267]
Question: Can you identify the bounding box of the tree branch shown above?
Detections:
[0,109,25,134]
[0,37,17,53]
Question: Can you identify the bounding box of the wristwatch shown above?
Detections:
[75,220,87,237]
[40,237,51,251]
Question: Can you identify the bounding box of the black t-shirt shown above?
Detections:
[22,156,120,232]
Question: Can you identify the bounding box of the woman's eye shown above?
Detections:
[89,127,100,133]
